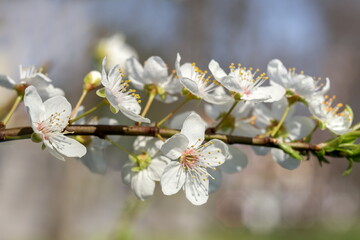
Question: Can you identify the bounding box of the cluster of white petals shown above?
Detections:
[160,112,229,205]
[267,59,330,101]
[126,56,182,103]
[100,57,150,123]
[0,65,64,99]
[209,59,285,102]
[24,86,86,160]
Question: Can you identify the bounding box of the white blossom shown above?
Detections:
[95,33,138,73]
[252,98,314,170]
[161,112,229,205]
[175,53,232,105]
[0,65,64,98]
[126,56,182,103]
[122,136,169,201]
[267,59,330,101]
[309,95,352,135]
[100,57,150,123]
[209,59,285,102]
[24,86,86,160]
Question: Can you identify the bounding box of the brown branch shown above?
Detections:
[0,124,328,152]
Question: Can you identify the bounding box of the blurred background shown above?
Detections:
[1,0,360,239]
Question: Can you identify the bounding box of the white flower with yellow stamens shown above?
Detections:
[175,53,232,105]
[209,59,285,102]
[126,56,182,103]
[160,112,229,205]
[267,59,330,101]
[24,86,86,160]
[309,95,352,135]
[122,136,170,201]
[0,65,64,99]
[99,57,150,123]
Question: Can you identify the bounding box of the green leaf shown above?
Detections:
[342,158,354,176]
[278,142,303,161]
[96,88,106,98]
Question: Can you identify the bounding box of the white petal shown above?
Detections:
[219,76,242,93]
[147,157,169,181]
[208,59,227,81]
[175,53,183,78]
[43,96,72,128]
[184,173,209,205]
[143,56,168,84]
[180,112,206,148]
[121,163,133,185]
[101,57,110,87]
[221,145,248,174]
[0,74,16,89]
[24,86,45,125]
[131,170,156,201]
[119,106,150,123]
[180,77,200,96]
[161,133,188,159]
[285,116,315,140]
[133,136,162,155]
[169,111,193,129]
[271,148,300,170]
[267,59,289,87]
[50,135,87,158]
[44,140,65,161]
[161,161,186,195]
[126,57,145,89]
[202,92,233,105]
[249,84,285,103]
[201,139,229,167]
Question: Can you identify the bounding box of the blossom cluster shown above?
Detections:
[0,52,356,205]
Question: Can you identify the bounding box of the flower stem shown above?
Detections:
[105,137,137,159]
[70,89,88,119]
[157,98,190,127]
[136,89,157,126]
[213,100,238,132]
[69,100,106,124]
[271,105,291,137]
[2,95,23,126]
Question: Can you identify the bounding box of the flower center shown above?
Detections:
[180,148,199,169]
[131,152,152,172]
[36,109,68,139]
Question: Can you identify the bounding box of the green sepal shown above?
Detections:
[96,88,106,98]
[278,142,303,161]
[131,166,141,172]
[318,120,326,130]
[110,105,119,114]
[31,133,43,143]
[41,143,46,150]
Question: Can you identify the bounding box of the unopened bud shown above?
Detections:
[84,71,101,91]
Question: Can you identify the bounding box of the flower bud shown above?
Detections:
[84,71,101,91]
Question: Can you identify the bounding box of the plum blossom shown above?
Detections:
[251,98,314,170]
[161,112,229,205]
[94,33,138,73]
[0,65,64,98]
[122,136,169,200]
[209,59,285,102]
[24,86,86,160]
[126,56,182,103]
[99,57,150,123]
[267,59,330,101]
[309,95,352,135]
[175,53,232,105]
